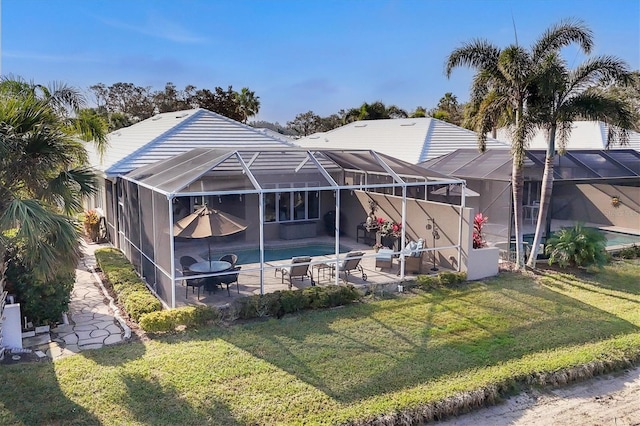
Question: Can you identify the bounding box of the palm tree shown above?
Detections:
[525,55,635,266]
[445,20,593,269]
[235,87,260,123]
[0,78,105,279]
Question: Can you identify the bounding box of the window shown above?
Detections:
[263,183,320,223]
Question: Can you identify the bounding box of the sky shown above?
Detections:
[2,0,639,124]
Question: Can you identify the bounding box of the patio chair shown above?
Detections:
[219,254,238,266]
[276,256,315,290]
[218,266,241,296]
[180,256,198,286]
[183,270,205,300]
[402,238,425,274]
[331,251,367,283]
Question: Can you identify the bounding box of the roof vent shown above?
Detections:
[175,113,189,118]
[400,122,416,127]
[151,115,162,121]
[113,131,122,137]
[309,135,320,139]
[354,123,367,128]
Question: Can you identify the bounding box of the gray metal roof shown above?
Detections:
[88,108,295,177]
[294,117,510,164]
[125,148,458,195]
[420,149,640,182]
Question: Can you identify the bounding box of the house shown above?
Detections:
[493,121,640,152]
[86,108,296,240]
[420,148,640,254]
[294,117,509,164]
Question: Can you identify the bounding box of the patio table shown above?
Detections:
[189,260,232,274]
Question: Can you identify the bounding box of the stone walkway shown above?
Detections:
[32,241,131,360]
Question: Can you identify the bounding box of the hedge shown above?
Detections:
[94,248,161,322]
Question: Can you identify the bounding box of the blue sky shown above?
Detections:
[2,0,639,124]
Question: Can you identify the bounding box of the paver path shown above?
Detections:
[46,241,130,359]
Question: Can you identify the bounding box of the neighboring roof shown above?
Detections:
[124,148,458,195]
[88,108,295,177]
[420,149,640,182]
[493,121,640,151]
[293,118,509,164]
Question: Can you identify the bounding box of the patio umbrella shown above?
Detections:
[431,184,480,197]
[173,205,248,262]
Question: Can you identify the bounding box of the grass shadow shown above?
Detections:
[0,361,101,425]
[215,273,638,403]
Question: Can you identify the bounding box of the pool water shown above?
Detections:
[599,230,640,247]
[202,243,352,265]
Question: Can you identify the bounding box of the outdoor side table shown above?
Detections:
[312,263,332,284]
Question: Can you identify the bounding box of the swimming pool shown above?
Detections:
[202,243,352,265]
[598,230,640,247]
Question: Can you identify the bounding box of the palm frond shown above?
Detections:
[532,19,593,63]
[445,39,500,78]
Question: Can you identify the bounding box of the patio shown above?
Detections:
[173,234,449,307]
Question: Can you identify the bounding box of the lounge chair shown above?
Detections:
[332,251,367,283]
[276,256,315,289]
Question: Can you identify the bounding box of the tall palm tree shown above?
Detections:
[235,87,260,123]
[0,79,105,279]
[525,55,635,266]
[445,20,593,268]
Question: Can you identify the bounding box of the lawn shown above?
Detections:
[1,259,639,425]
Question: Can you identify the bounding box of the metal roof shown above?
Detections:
[124,148,459,195]
[494,121,640,151]
[294,117,509,164]
[88,108,294,177]
[420,149,640,182]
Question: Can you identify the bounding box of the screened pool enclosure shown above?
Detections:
[110,148,474,308]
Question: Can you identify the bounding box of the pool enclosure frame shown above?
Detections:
[114,148,472,308]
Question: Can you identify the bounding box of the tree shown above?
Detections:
[287,111,323,136]
[152,82,194,113]
[526,54,635,266]
[235,87,260,123]
[0,78,103,279]
[344,101,408,123]
[446,19,594,269]
[192,86,244,121]
[428,93,464,125]
[592,70,640,128]
[410,106,427,118]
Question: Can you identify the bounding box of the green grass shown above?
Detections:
[1,259,639,425]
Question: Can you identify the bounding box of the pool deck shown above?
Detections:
[174,235,438,308]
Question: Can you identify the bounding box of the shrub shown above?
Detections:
[95,248,163,322]
[139,306,221,332]
[123,290,162,322]
[473,213,488,249]
[5,262,75,326]
[616,244,640,260]
[3,239,75,326]
[545,224,607,268]
[231,285,361,320]
[416,271,467,290]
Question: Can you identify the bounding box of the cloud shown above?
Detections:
[98,15,208,44]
